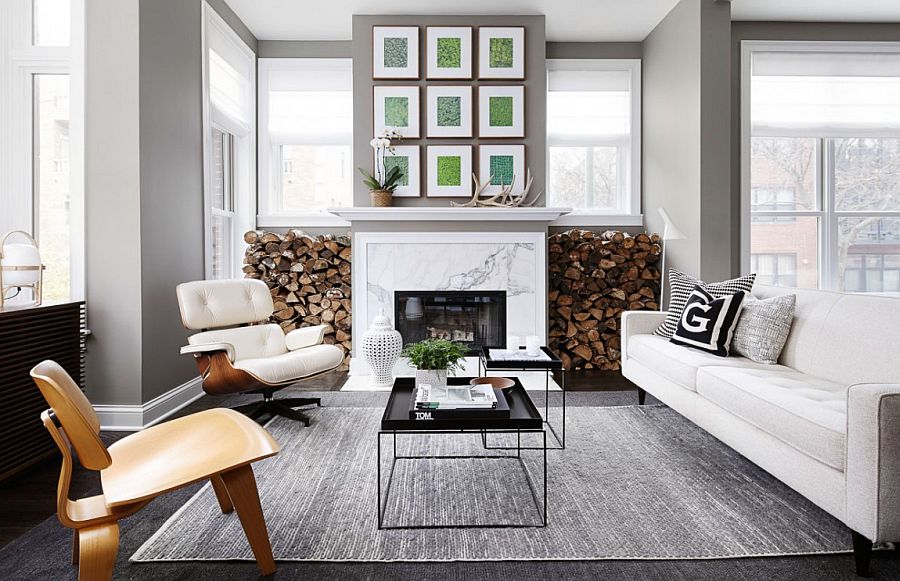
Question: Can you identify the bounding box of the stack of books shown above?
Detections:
[409,383,510,420]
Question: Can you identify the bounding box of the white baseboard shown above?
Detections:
[94,376,205,431]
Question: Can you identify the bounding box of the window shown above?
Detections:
[258,58,353,221]
[33,0,70,47]
[744,43,900,294]
[202,4,255,280]
[546,59,641,220]
[750,253,798,287]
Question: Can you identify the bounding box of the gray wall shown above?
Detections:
[546,42,641,60]
[643,0,732,298]
[351,15,547,208]
[259,40,351,58]
[84,0,144,405]
[730,21,900,276]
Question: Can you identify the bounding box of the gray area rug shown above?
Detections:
[131,403,851,563]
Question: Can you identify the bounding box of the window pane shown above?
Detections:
[750,137,817,211]
[833,138,900,212]
[837,217,900,294]
[591,147,618,210]
[750,216,819,288]
[33,0,71,47]
[34,74,71,302]
[280,145,352,211]
[210,128,233,212]
[211,214,232,280]
[548,147,586,208]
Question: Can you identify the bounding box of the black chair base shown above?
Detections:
[233,391,321,427]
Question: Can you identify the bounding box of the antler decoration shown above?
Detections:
[451,169,542,208]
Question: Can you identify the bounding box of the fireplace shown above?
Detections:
[394,290,506,355]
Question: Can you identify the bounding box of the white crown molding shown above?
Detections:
[328,207,572,222]
[94,376,204,432]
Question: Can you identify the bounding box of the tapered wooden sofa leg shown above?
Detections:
[852,530,872,577]
[78,523,119,581]
[221,465,277,576]
[637,388,646,405]
[211,474,234,514]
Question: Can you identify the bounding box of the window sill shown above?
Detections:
[550,213,643,227]
[256,213,351,229]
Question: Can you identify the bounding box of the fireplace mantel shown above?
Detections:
[328,207,571,223]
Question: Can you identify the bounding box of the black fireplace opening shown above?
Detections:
[394,290,507,356]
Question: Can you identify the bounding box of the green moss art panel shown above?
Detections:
[437,156,462,186]
[489,37,514,68]
[384,96,409,127]
[436,96,462,127]
[489,96,514,127]
[436,37,461,68]
[384,156,409,186]
[383,37,408,68]
[490,155,514,186]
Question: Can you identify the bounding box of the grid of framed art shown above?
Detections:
[371,24,528,199]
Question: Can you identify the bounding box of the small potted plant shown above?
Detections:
[402,338,468,389]
[360,132,404,207]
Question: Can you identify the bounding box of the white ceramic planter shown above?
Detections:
[415,368,448,390]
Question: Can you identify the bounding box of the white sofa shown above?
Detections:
[621,284,900,575]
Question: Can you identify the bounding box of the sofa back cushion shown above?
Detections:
[754,284,900,386]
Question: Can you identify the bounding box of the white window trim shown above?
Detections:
[740,40,900,290]
[257,57,353,228]
[546,58,642,226]
[201,1,256,280]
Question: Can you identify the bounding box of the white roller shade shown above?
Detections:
[264,59,353,145]
[207,22,253,130]
[751,50,900,137]
[548,65,631,144]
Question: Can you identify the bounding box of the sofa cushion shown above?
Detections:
[627,335,763,391]
[696,366,846,470]
[235,344,344,384]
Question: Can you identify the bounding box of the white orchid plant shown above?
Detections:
[359,131,404,193]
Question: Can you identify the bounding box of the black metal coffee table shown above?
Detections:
[377,376,547,529]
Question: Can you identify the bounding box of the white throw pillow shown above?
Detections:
[731,294,796,365]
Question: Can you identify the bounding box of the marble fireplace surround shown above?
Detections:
[349,230,548,375]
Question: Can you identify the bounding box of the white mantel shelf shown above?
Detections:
[327,207,572,222]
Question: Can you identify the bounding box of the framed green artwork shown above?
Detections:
[478,27,525,79]
[478,144,525,194]
[426,86,472,138]
[478,85,524,138]
[381,145,421,197]
[426,145,472,197]
[373,26,419,79]
[374,86,420,138]
[426,26,473,79]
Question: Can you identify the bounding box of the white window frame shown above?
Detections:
[201,1,256,280]
[741,40,900,291]
[257,58,353,229]
[1,0,85,301]
[546,58,642,227]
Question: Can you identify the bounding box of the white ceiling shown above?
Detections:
[224,0,900,42]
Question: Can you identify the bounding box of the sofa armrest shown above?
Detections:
[286,325,328,351]
[620,310,667,362]
[180,342,235,362]
[846,383,900,543]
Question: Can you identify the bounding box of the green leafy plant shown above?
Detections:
[402,339,468,373]
[359,164,404,193]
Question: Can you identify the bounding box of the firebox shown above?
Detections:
[394,290,506,356]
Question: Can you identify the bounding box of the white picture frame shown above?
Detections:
[478,144,525,194]
[478,27,525,80]
[427,145,473,197]
[426,26,473,79]
[478,85,525,138]
[382,145,421,198]
[373,26,419,79]
[373,86,420,138]
[426,86,473,138]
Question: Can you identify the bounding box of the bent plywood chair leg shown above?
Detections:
[78,523,119,581]
[210,473,234,514]
[221,465,276,576]
[72,529,80,565]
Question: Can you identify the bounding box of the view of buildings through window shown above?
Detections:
[279,144,352,212]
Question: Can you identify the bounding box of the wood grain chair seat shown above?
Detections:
[176,279,344,425]
[31,360,281,581]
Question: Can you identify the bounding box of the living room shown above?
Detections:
[1,0,899,579]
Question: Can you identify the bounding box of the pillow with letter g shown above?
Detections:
[670,285,745,357]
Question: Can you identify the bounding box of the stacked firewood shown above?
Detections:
[243,230,352,368]
[548,230,661,371]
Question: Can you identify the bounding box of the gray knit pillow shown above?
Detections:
[731,294,796,365]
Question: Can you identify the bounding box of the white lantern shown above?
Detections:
[362,309,403,387]
[1,231,44,309]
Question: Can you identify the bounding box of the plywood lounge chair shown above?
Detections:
[30,360,281,581]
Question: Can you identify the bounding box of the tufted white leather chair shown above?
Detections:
[176,279,343,425]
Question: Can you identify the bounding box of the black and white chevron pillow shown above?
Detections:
[654,270,756,339]
[670,286,746,357]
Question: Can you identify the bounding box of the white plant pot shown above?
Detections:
[415,368,448,390]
